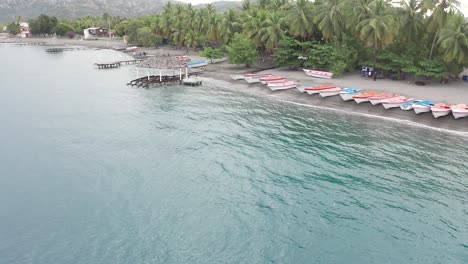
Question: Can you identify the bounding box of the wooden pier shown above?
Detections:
[127,75,183,87]
[46,47,91,53]
[95,59,143,69]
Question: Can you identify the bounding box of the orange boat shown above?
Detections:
[353,92,379,104]
[304,85,336,95]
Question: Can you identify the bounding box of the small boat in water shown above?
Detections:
[431,103,452,118]
[339,88,361,101]
[368,94,398,105]
[296,84,317,93]
[319,87,342,97]
[304,85,336,95]
[412,101,435,114]
[353,92,378,104]
[267,81,297,91]
[451,104,468,119]
[302,69,333,79]
[381,96,415,109]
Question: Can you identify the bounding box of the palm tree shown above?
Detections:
[242,0,253,11]
[314,0,346,41]
[425,0,461,59]
[222,9,242,44]
[351,0,373,26]
[259,12,285,49]
[185,30,199,51]
[283,0,315,40]
[398,0,426,45]
[438,14,468,64]
[207,14,223,45]
[243,8,269,48]
[357,0,398,65]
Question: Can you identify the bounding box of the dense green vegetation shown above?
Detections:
[9,0,468,77]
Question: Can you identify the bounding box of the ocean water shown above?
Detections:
[0,45,467,264]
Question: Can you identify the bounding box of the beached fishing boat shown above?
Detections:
[244,73,272,78]
[230,75,245,80]
[261,79,288,85]
[412,101,435,114]
[260,77,287,84]
[267,81,297,91]
[302,69,333,79]
[451,104,468,119]
[431,104,452,118]
[304,85,336,95]
[353,92,378,104]
[381,96,415,109]
[339,88,361,101]
[319,87,342,97]
[400,100,432,111]
[296,84,317,93]
[368,94,398,105]
[187,61,209,68]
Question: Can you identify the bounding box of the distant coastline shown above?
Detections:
[10,37,468,133]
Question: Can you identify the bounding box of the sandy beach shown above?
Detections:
[12,37,468,133]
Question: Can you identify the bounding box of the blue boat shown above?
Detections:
[400,100,432,111]
[339,88,362,101]
[186,60,209,68]
[410,100,436,114]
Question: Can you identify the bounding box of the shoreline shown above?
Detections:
[9,37,468,133]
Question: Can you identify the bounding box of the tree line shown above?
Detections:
[5,0,468,78]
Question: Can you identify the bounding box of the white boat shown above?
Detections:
[267,81,297,91]
[413,103,433,114]
[352,92,379,104]
[187,60,209,68]
[381,96,414,109]
[302,69,333,79]
[368,94,397,105]
[431,104,451,118]
[260,78,287,85]
[339,88,361,101]
[304,85,336,95]
[245,78,261,84]
[230,75,245,80]
[296,84,317,93]
[451,104,468,119]
[244,73,272,78]
[319,87,342,97]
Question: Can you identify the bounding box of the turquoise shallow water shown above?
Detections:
[0,45,467,264]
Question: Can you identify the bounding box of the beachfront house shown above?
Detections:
[83,27,111,39]
[19,23,31,38]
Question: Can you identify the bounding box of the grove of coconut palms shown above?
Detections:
[5,0,468,78]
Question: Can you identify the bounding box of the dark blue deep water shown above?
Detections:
[0,45,467,263]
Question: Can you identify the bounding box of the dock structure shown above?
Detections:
[95,62,121,69]
[183,77,202,86]
[127,75,183,88]
[46,47,92,53]
[95,59,143,69]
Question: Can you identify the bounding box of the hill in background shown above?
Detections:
[0,0,241,22]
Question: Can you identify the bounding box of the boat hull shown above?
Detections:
[354,98,370,104]
[339,93,360,101]
[413,106,431,114]
[319,89,341,97]
[452,112,468,119]
[432,111,451,118]
[269,85,297,91]
[382,102,403,109]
